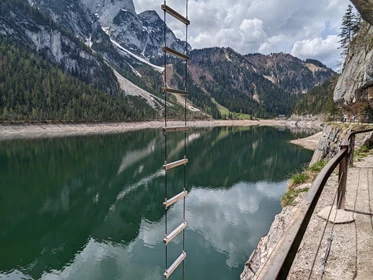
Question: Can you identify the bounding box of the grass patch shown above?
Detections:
[354,144,373,161]
[211,98,254,120]
[309,160,327,172]
[211,98,230,117]
[282,160,328,207]
[282,187,310,207]
[289,172,309,187]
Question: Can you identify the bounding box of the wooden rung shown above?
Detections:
[163,158,188,171]
[162,87,189,95]
[163,222,187,244]
[164,251,186,279]
[162,46,189,61]
[163,126,188,133]
[161,4,190,25]
[163,190,188,208]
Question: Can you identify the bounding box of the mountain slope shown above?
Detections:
[293,75,340,116]
[28,0,94,40]
[1,0,337,122]
[245,53,335,94]
[186,48,298,118]
[0,0,118,94]
[0,40,156,122]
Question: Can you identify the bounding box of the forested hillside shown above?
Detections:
[293,75,340,116]
[0,41,156,122]
[188,48,299,118]
[245,54,334,94]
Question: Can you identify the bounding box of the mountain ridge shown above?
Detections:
[0,0,336,121]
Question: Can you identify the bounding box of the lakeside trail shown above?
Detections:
[288,152,373,279]
[0,119,292,140]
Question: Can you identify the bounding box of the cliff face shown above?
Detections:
[351,0,373,26]
[334,1,373,120]
[334,22,373,120]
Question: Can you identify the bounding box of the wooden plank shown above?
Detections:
[163,158,188,171]
[163,222,187,244]
[164,251,186,279]
[162,87,189,95]
[163,126,188,133]
[163,190,188,208]
[161,4,190,25]
[162,46,189,60]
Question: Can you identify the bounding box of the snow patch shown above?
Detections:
[110,38,164,72]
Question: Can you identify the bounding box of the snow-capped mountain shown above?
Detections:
[82,0,190,60]
[27,0,190,64]
[27,0,95,40]
[81,0,136,27]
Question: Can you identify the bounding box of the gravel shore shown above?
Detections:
[0,119,289,140]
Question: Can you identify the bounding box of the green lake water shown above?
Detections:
[0,126,313,280]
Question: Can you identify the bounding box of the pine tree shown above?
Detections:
[339,5,361,56]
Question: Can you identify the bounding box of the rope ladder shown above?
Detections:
[161,0,190,279]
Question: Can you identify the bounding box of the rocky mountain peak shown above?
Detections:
[27,0,94,39]
[138,10,161,23]
[81,0,136,27]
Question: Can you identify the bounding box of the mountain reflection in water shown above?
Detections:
[0,126,313,280]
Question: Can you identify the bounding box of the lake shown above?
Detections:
[0,126,313,280]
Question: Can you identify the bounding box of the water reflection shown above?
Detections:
[0,126,313,280]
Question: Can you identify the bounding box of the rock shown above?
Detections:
[309,124,344,166]
[351,0,373,26]
[240,205,297,280]
[334,0,373,121]
[334,22,373,121]
[240,183,311,280]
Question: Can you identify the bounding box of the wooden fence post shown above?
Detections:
[349,134,355,167]
[337,145,348,209]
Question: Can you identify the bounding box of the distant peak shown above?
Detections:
[138,10,161,22]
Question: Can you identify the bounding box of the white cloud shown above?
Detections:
[134,0,351,69]
[291,35,340,68]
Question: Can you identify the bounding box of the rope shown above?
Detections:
[163,1,188,278]
[307,172,344,280]
[163,0,168,273]
[182,2,188,279]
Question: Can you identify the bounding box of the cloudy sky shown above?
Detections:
[134,0,351,70]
